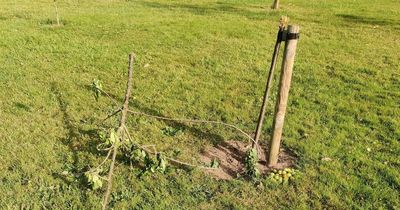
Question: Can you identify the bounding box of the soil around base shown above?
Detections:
[200,140,296,180]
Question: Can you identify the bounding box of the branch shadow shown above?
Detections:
[131,100,226,145]
[139,1,270,20]
[50,83,104,190]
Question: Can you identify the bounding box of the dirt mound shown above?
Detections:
[200,140,296,180]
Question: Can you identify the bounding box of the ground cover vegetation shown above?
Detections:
[0,0,399,209]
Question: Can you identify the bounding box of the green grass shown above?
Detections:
[1,0,399,209]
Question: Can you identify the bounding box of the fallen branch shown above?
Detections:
[93,53,263,209]
[88,149,112,174]
[127,109,255,144]
[98,88,121,107]
[97,88,257,146]
[122,124,216,170]
[101,53,135,210]
[100,108,122,124]
[127,109,262,156]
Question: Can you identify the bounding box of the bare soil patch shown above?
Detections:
[200,140,296,180]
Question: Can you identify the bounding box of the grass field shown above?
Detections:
[1,0,399,209]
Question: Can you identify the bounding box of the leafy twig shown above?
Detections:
[88,149,113,174]
[99,108,122,125]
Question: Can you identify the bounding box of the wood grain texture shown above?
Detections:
[268,25,300,167]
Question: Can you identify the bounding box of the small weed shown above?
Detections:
[161,126,184,137]
[244,148,260,180]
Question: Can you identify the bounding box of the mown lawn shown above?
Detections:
[0,0,399,209]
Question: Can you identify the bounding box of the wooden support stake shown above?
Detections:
[267,25,300,167]
[252,25,285,148]
[102,53,135,210]
[53,0,60,26]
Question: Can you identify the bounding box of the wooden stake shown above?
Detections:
[252,26,285,148]
[53,0,60,26]
[267,25,300,167]
[102,53,135,210]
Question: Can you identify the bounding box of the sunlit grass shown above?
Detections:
[0,0,399,208]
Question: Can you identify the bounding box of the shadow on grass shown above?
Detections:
[51,81,254,186]
[336,14,398,26]
[13,102,31,112]
[83,84,225,145]
[140,1,270,20]
[39,18,68,25]
[50,83,102,191]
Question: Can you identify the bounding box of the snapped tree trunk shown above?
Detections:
[272,0,280,9]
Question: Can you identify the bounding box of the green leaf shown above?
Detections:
[108,129,119,146]
[244,148,260,179]
[156,153,167,173]
[130,148,147,162]
[161,126,183,137]
[144,155,155,171]
[91,79,102,101]
[210,159,219,168]
[84,171,103,190]
[99,130,106,142]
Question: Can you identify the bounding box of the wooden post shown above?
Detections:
[272,0,280,9]
[53,0,60,26]
[267,25,300,167]
[252,25,285,148]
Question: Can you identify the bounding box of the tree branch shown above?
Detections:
[101,53,135,210]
